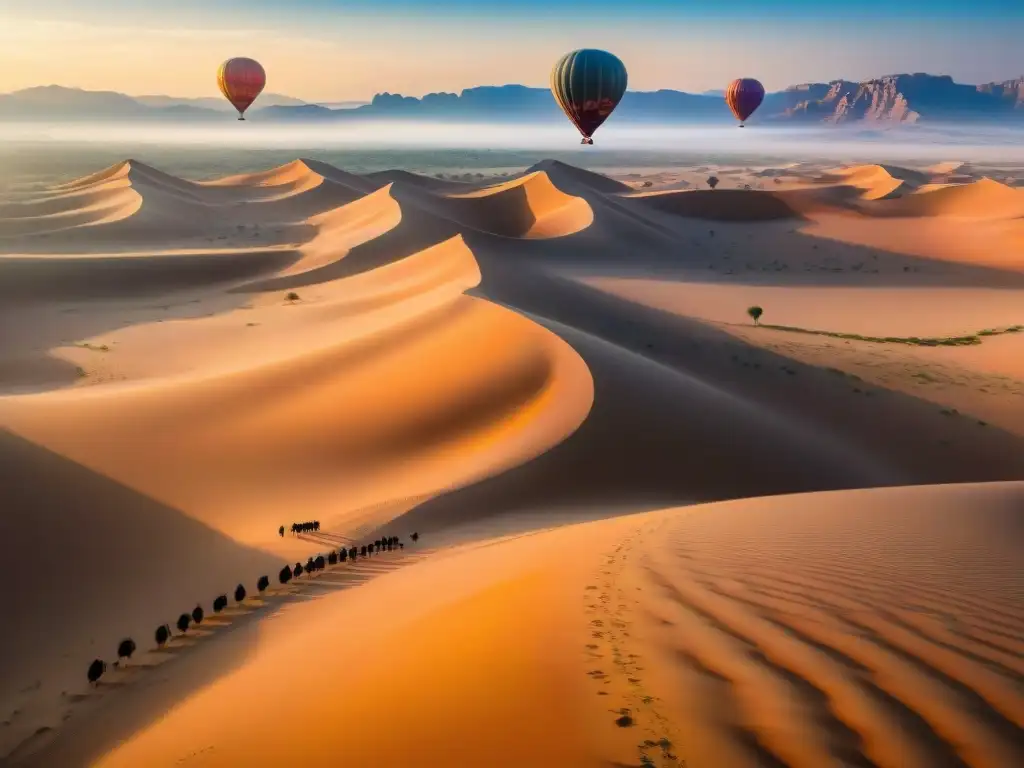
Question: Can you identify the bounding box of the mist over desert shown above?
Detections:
[0,127,1022,768]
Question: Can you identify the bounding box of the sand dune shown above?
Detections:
[1,155,1022,765]
[869,177,1024,219]
[822,164,929,200]
[624,187,824,221]
[17,482,1021,768]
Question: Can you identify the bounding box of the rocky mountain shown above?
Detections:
[781,74,1016,124]
[2,75,1023,125]
[977,77,1024,109]
[134,93,310,111]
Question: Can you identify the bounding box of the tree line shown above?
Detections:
[86,530,421,684]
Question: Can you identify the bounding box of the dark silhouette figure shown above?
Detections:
[339,548,348,563]
[116,638,137,664]
[349,546,357,560]
[305,556,316,574]
[279,565,292,585]
[177,613,191,634]
[192,605,205,625]
[328,551,338,566]
[155,624,171,647]
[279,526,285,538]
[213,595,228,613]
[399,542,404,550]
[235,584,247,603]
[411,532,419,543]
[360,545,367,557]
[293,563,303,578]
[314,555,326,571]
[87,659,106,685]
[289,520,322,535]
[258,575,271,592]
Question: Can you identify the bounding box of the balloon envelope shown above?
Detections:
[217,57,266,118]
[550,49,628,142]
[725,78,765,123]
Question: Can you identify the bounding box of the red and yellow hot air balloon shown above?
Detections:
[725,78,765,127]
[217,57,266,121]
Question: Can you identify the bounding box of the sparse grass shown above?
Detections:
[754,322,1024,347]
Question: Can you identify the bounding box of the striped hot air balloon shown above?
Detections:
[725,78,765,127]
[550,49,628,145]
[217,57,266,120]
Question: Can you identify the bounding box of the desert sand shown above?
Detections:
[0,153,1021,766]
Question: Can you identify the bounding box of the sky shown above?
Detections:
[0,0,1022,101]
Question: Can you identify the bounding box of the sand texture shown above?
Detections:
[0,155,1022,766]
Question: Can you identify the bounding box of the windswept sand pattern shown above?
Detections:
[634,484,1024,768]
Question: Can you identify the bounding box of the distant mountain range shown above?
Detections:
[2,74,1023,125]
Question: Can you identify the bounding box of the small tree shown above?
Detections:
[213,595,228,613]
[155,624,171,647]
[87,659,106,685]
[192,605,205,625]
[258,575,271,592]
[177,613,191,634]
[278,565,292,585]
[285,292,300,302]
[235,584,247,603]
[116,638,137,665]
[707,176,719,190]
[747,306,764,326]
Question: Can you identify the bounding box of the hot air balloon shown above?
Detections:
[217,57,266,121]
[725,78,765,127]
[550,49,627,145]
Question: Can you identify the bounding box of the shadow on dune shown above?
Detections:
[394,265,1024,535]
[0,428,282,764]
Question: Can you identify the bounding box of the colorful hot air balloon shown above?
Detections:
[550,49,628,145]
[725,78,765,127]
[217,57,266,121]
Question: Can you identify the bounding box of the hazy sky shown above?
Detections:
[1,0,1022,100]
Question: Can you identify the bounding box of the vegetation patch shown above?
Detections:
[754,322,1023,347]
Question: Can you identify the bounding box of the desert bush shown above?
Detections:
[747,306,763,325]
[707,176,719,190]
[285,292,300,302]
